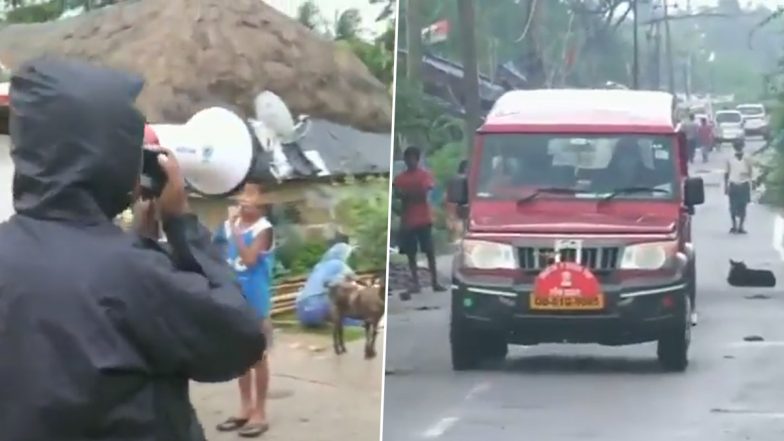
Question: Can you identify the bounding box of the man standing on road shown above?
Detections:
[698,116,714,163]
[393,146,446,297]
[0,57,265,441]
[682,113,700,164]
[724,143,754,234]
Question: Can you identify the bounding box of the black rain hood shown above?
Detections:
[9,56,146,221]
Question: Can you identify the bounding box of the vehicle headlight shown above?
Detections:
[620,241,678,270]
[461,239,517,270]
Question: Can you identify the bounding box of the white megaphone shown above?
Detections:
[145,106,257,197]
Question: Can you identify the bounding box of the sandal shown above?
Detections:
[238,422,270,438]
[216,416,248,432]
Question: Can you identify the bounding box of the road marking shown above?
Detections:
[712,409,784,419]
[421,417,459,438]
[419,382,491,438]
[774,215,784,262]
[464,381,491,400]
[728,341,784,348]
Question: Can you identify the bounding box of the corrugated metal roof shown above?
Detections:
[250,118,390,182]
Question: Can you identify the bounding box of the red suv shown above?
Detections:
[446,89,705,372]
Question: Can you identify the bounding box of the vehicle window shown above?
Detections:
[715,112,742,124]
[737,106,764,117]
[0,64,9,83]
[475,134,678,200]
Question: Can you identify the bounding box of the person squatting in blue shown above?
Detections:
[212,182,275,438]
[296,241,357,327]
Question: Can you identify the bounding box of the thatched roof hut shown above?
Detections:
[0,0,392,132]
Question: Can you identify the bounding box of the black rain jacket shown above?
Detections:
[0,57,265,441]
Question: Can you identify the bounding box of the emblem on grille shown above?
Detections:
[554,239,584,264]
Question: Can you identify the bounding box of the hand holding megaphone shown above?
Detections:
[134,145,191,239]
[147,145,190,220]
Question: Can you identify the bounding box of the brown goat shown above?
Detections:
[327,275,386,359]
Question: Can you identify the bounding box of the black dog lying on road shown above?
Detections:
[727,260,776,288]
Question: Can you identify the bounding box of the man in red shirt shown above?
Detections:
[393,146,446,296]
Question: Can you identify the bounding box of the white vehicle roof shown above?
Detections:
[736,103,765,113]
[715,110,742,115]
[485,89,676,129]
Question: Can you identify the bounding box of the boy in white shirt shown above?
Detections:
[724,144,754,234]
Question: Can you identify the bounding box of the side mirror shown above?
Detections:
[447,175,468,206]
[684,177,705,207]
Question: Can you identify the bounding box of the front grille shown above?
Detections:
[518,247,620,271]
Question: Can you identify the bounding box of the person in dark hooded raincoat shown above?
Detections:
[0,57,266,440]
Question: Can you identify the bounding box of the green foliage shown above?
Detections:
[296,0,321,31]
[335,176,390,272]
[6,0,61,23]
[339,37,394,86]
[427,141,464,189]
[275,233,330,281]
[295,1,394,87]
[334,8,362,41]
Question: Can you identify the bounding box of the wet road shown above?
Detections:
[383,140,784,441]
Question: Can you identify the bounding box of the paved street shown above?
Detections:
[0,136,384,441]
[383,140,784,441]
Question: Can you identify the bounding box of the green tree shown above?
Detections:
[296,0,321,31]
[334,8,362,41]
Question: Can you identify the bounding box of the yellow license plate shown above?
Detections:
[529,293,605,310]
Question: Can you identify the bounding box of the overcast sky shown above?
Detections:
[263,0,390,38]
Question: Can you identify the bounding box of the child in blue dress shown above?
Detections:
[213,183,274,438]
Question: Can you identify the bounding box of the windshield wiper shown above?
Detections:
[600,186,670,202]
[517,187,580,203]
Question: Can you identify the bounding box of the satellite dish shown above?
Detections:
[147,107,257,197]
[255,91,297,143]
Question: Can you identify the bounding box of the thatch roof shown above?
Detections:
[0,0,392,132]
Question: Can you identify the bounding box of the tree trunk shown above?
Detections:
[458,0,481,152]
[405,0,422,88]
[520,0,546,88]
[663,1,675,94]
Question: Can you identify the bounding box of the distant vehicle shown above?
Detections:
[689,102,714,121]
[736,103,770,140]
[714,110,745,149]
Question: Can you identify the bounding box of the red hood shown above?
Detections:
[469,200,679,234]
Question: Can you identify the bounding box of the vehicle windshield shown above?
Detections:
[737,106,764,117]
[475,134,679,201]
[716,112,742,124]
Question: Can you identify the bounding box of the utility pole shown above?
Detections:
[458,0,481,151]
[632,0,639,89]
[653,23,662,89]
[405,0,422,87]
[663,1,675,95]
